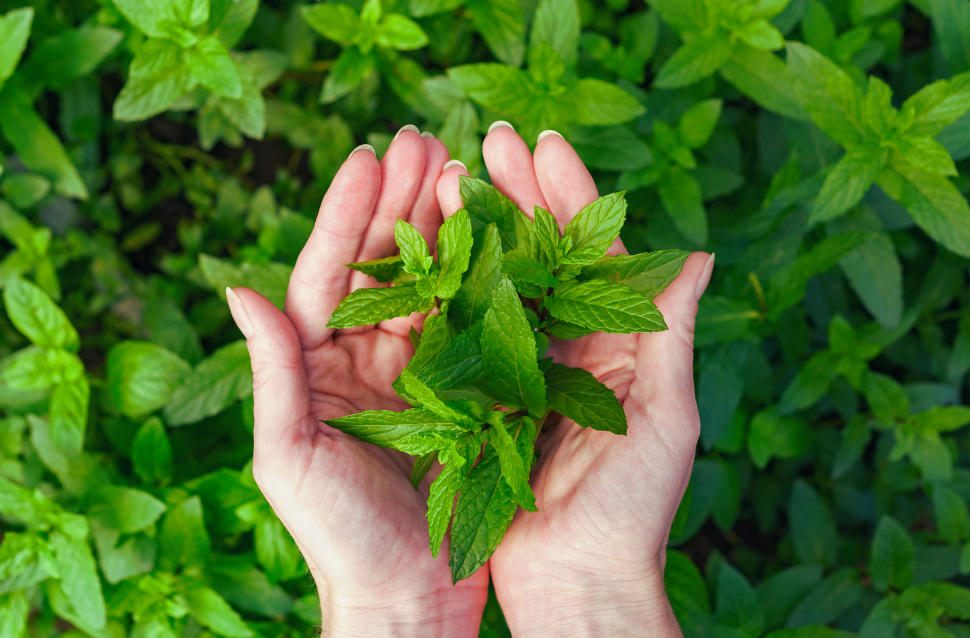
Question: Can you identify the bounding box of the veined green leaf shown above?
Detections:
[325,407,466,446]
[544,363,627,434]
[562,192,627,264]
[654,31,734,89]
[437,209,474,299]
[786,42,866,148]
[327,283,430,328]
[427,461,464,557]
[546,279,666,334]
[452,225,503,330]
[486,413,536,511]
[580,250,688,299]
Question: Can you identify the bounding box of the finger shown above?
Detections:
[482,122,548,216]
[627,252,714,449]
[408,135,450,248]
[435,160,470,219]
[350,127,428,292]
[227,287,319,490]
[533,131,627,255]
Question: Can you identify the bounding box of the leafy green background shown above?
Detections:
[1,0,970,635]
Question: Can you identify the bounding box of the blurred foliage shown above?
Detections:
[0,0,969,636]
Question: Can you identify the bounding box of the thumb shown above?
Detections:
[628,252,714,447]
[226,287,315,490]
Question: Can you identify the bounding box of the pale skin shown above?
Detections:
[226,123,714,637]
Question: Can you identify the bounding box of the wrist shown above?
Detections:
[497,561,682,638]
[320,582,486,638]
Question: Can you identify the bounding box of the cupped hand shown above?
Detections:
[226,129,488,637]
[436,125,714,638]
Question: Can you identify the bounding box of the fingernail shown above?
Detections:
[420,131,435,138]
[488,121,514,134]
[226,287,254,339]
[393,124,420,141]
[537,130,563,143]
[349,144,376,159]
[694,253,715,302]
[443,159,467,171]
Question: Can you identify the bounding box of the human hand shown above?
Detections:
[436,124,714,638]
[225,128,488,637]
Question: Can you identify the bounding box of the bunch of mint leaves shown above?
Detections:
[324,176,687,582]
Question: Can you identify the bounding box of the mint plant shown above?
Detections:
[324,178,685,581]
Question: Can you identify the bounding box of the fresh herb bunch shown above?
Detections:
[324,176,686,582]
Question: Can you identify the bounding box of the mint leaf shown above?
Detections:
[544,363,627,434]
[458,176,519,251]
[0,8,32,86]
[481,278,546,416]
[408,313,452,373]
[300,3,360,44]
[901,70,970,137]
[427,461,463,557]
[546,279,666,334]
[869,515,915,592]
[132,417,174,484]
[530,0,581,69]
[561,192,627,265]
[397,368,477,428]
[563,79,646,125]
[657,166,707,246]
[321,47,376,103]
[396,218,433,276]
[107,341,191,419]
[185,36,242,99]
[718,42,808,121]
[786,42,866,148]
[533,206,560,268]
[410,451,436,489]
[581,249,689,299]
[547,319,595,340]
[501,251,558,293]
[324,407,466,446]
[347,256,409,283]
[113,39,199,121]
[449,445,516,582]
[464,0,525,67]
[654,31,734,89]
[437,209,474,299]
[163,340,253,427]
[486,413,536,511]
[376,14,428,50]
[679,99,723,149]
[809,146,887,223]
[327,283,431,328]
[51,531,106,631]
[452,225,503,330]
[182,585,254,638]
[416,322,485,390]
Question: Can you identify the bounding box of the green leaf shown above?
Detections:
[719,42,808,121]
[544,362,627,434]
[664,548,711,627]
[112,0,179,39]
[459,176,520,252]
[327,283,430,329]
[935,483,970,544]
[185,35,242,99]
[51,531,106,631]
[411,451,436,488]
[654,31,734,89]
[769,232,875,318]
[734,18,784,50]
[546,279,666,334]
[657,166,707,246]
[562,192,627,264]
[377,14,428,50]
[132,417,173,484]
[501,251,557,293]
[49,377,89,458]
[756,565,823,632]
[809,147,886,223]
[786,42,867,148]
[784,568,863,628]
[832,416,872,478]
[869,515,915,592]
[486,414,536,510]
[568,126,654,172]
[902,70,970,137]
[747,409,812,469]
[321,46,376,103]
[163,340,254,426]
[646,0,710,32]
[210,0,257,48]
[0,8,32,86]
[447,64,535,125]
[85,485,167,534]
[397,368,475,428]
[928,0,970,75]
[255,513,302,584]
[896,135,958,176]
[0,87,88,199]
[717,562,765,636]
[679,99,723,149]
[3,277,78,351]
[481,278,546,416]
[416,322,485,390]
[876,162,970,258]
[300,3,361,44]
[437,209,474,299]
[396,218,433,276]
[113,39,198,121]
[530,0,581,68]
[183,585,254,638]
[580,250,688,299]
[776,351,840,414]
[830,209,902,329]
[427,461,463,557]
[802,1,835,52]
[20,26,123,90]
[408,313,452,374]
[564,79,647,125]
[452,225,503,330]
[532,206,559,268]
[158,495,210,571]
[107,342,191,419]
[449,446,517,582]
[789,480,838,567]
[465,0,525,67]
[348,256,408,283]
[325,407,465,447]
[0,533,57,595]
